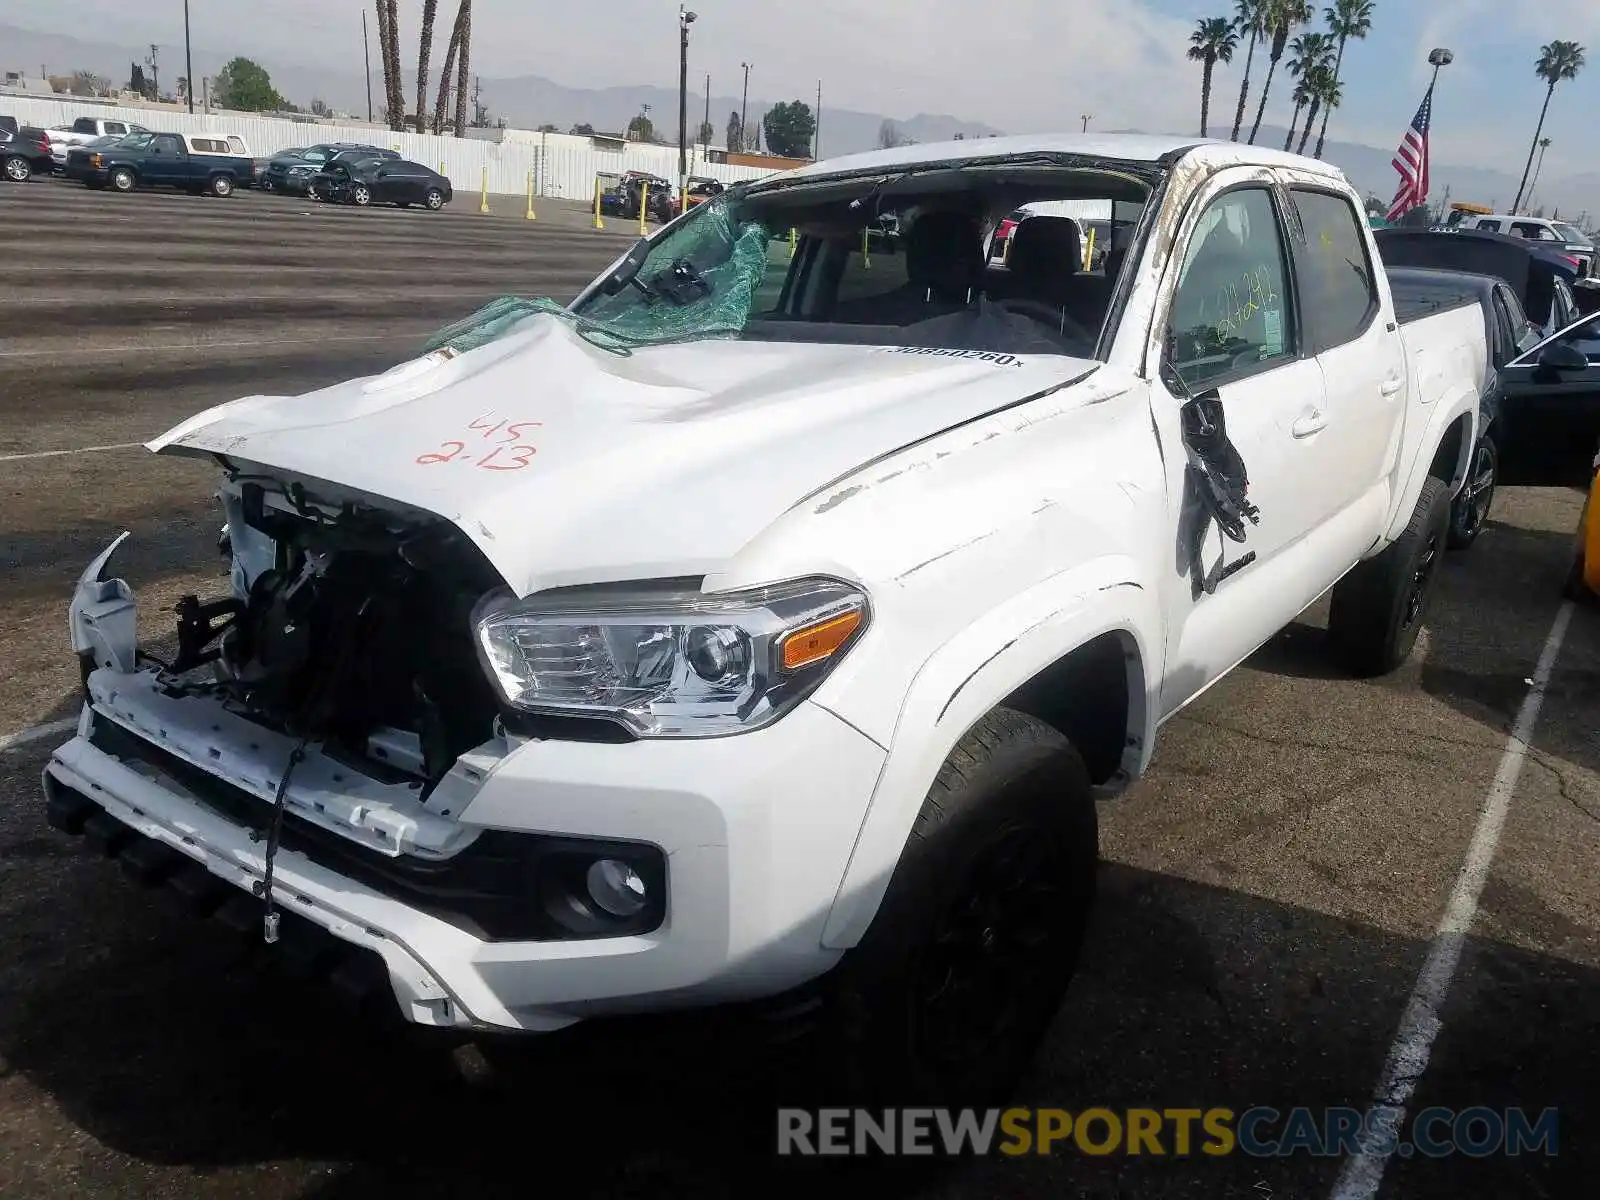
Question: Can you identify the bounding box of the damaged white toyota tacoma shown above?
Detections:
[45,134,1488,1103]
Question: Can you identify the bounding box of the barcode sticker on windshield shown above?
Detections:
[1262,308,1283,356]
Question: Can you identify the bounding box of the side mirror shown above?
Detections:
[1539,340,1589,372]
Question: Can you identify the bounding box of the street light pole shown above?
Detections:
[740,62,750,153]
[183,0,194,113]
[678,6,696,208]
[1424,47,1453,218]
[362,9,374,123]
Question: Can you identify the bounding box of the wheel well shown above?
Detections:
[998,631,1142,787]
[1428,413,1471,488]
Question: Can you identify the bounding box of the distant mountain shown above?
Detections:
[3,20,1593,219]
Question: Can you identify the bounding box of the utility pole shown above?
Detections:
[813,79,821,160]
[739,61,751,153]
[362,8,374,122]
[146,44,159,102]
[678,7,696,203]
[182,1,194,112]
[1080,113,1092,132]
[703,72,710,145]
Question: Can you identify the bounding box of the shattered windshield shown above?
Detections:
[424,161,1155,359]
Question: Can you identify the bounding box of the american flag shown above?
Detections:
[1387,85,1433,222]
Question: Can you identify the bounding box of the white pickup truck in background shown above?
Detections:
[45,116,152,169]
[48,134,1489,1106]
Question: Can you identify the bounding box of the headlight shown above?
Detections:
[289,165,311,176]
[471,577,869,737]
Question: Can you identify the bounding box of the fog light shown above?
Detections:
[585,858,647,917]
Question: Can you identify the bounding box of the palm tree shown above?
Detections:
[1511,40,1586,213]
[416,0,440,133]
[452,0,473,137]
[376,0,404,132]
[432,2,465,133]
[1229,0,1269,141]
[1283,32,1335,151]
[1248,0,1313,144]
[1312,0,1374,159]
[1189,17,1240,137]
[1300,67,1342,155]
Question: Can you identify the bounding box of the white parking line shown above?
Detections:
[0,717,79,755]
[1329,599,1575,1199]
[0,442,143,463]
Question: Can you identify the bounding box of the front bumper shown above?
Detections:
[49,551,888,1033]
[269,173,314,194]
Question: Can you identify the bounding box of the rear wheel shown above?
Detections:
[1449,434,1498,549]
[2,154,30,182]
[804,707,1099,1108]
[1327,476,1452,677]
[209,174,234,197]
[108,167,136,193]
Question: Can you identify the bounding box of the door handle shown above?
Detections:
[1380,375,1404,396]
[1292,409,1328,438]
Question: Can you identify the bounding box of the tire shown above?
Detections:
[209,174,234,197]
[805,707,1099,1108]
[424,187,444,210]
[109,167,136,193]
[259,178,274,193]
[3,154,30,182]
[351,184,371,207]
[1327,475,1452,678]
[1448,434,1497,550]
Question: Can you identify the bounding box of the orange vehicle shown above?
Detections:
[682,175,725,208]
[1565,444,1600,599]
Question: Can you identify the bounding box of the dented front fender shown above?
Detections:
[70,531,138,676]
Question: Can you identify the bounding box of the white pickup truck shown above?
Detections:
[47,134,1489,1104]
[45,115,151,169]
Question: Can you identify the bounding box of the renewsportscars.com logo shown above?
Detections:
[776,1106,1560,1159]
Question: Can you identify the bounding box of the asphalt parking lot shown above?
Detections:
[2,176,1598,1200]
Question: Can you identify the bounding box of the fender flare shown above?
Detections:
[818,556,1159,950]
[1381,383,1478,545]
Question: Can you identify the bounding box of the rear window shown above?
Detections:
[1289,187,1380,353]
[72,118,96,133]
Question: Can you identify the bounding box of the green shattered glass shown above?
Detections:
[421,197,775,356]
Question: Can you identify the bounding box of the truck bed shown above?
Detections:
[1385,266,1487,326]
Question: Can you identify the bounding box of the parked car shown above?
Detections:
[0,125,53,182]
[600,171,674,221]
[0,115,19,136]
[1453,212,1598,280]
[50,133,1489,1106]
[46,116,152,170]
[1495,308,1600,468]
[1374,226,1582,339]
[69,131,256,196]
[260,143,399,195]
[310,156,452,209]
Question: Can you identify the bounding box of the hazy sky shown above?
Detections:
[10,0,1600,178]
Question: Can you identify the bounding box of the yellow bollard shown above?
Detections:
[789,227,797,258]
[639,182,650,236]
[862,225,871,269]
[593,178,605,229]
[439,160,445,176]
[1083,226,1096,272]
[479,166,489,214]
[525,168,536,220]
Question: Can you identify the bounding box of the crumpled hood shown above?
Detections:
[149,313,1099,596]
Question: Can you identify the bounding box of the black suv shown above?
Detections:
[2,125,53,183]
[260,142,400,195]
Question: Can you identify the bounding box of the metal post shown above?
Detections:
[740,62,750,153]
[183,0,195,113]
[678,7,695,211]
[362,9,374,123]
[814,79,821,160]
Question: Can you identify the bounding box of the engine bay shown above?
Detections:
[156,477,507,793]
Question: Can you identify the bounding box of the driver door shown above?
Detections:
[1151,178,1339,719]
[1498,312,1600,472]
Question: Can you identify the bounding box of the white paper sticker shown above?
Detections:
[1262,307,1283,357]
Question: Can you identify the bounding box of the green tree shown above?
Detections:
[627,114,654,142]
[1248,0,1313,144]
[1229,0,1269,140]
[1511,40,1586,213]
[725,110,743,151]
[697,120,715,144]
[763,100,816,158]
[69,70,108,97]
[570,122,596,136]
[212,57,284,111]
[1312,0,1374,159]
[1188,17,1239,138]
[1283,31,1334,151]
[1300,66,1341,155]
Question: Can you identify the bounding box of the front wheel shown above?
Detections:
[108,167,136,193]
[1327,475,1452,677]
[2,155,30,182]
[351,184,371,206]
[424,188,445,210]
[1448,434,1498,549]
[807,707,1099,1107]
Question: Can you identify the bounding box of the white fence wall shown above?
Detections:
[1,94,783,199]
